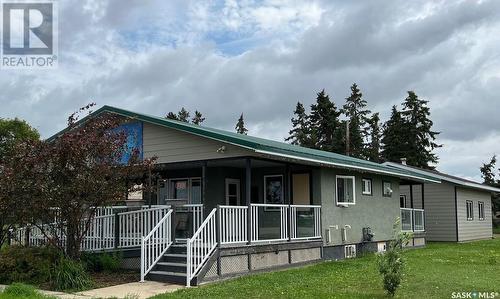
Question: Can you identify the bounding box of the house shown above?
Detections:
[32,106,439,286]
[384,161,499,242]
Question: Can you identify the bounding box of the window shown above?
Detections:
[383,181,393,197]
[157,177,202,204]
[171,179,189,199]
[336,176,356,205]
[264,175,284,205]
[400,195,407,208]
[478,201,484,221]
[362,178,372,196]
[190,178,202,204]
[466,200,473,221]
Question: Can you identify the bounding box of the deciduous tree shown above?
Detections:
[0,104,154,258]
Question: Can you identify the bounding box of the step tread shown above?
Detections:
[150,271,186,277]
[164,253,186,257]
[157,262,186,267]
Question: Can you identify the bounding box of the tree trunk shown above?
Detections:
[65,219,81,259]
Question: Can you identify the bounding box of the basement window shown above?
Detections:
[336,176,356,205]
[466,201,473,221]
[478,201,484,221]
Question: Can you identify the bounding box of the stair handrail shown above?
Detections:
[186,208,217,287]
[140,209,173,282]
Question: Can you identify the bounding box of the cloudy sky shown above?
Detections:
[2,0,500,181]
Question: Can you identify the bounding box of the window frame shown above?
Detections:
[263,174,284,205]
[361,178,373,196]
[382,181,393,197]
[157,177,202,204]
[399,195,407,208]
[335,175,356,206]
[478,201,484,221]
[466,200,473,221]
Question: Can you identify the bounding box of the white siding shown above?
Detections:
[456,187,493,241]
[143,123,252,163]
[423,182,457,241]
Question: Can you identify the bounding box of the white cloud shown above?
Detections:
[1,0,500,180]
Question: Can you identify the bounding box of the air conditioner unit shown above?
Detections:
[344,244,356,259]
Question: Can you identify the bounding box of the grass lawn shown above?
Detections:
[493,226,500,234]
[0,284,55,299]
[153,238,500,299]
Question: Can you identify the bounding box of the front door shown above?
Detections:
[225,179,240,206]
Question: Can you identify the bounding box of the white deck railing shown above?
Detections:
[16,206,172,251]
[401,208,425,232]
[251,204,289,243]
[140,209,173,282]
[81,214,115,251]
[219,206,248,245]
[290,205,322,240]
[186,208,217,287]
[118,206,170,248]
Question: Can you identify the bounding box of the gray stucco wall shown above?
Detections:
[422,182,457,241]
[319,168,401,246]
[456,187,493,241]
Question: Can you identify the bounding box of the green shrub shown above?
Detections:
[377,220,412,296]
[82,252,121,273]
[50,258,93,291]
[0,246,60,285]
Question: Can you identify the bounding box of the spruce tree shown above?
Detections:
[381,106,406,163]
[177,108,190,122]
[191,111,205,125]
[480,155,497,185]
[166,112,179,121]
[342,83,371,158]
[309,90,342,153]
[401,91,441,168]
[235,113,248,135]
[285,102,311,146]
[365,112,382,162]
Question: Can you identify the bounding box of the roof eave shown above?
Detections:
[255,149,441,183]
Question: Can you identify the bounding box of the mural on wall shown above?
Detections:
[115,122,143,164]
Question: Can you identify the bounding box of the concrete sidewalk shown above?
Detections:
[77,281,183,299]
[1,281,183,299]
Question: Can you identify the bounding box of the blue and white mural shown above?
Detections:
[115,122,143,164]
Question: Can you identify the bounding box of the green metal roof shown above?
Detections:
[48,105,441,183]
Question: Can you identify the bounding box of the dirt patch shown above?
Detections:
[91,270,139,289]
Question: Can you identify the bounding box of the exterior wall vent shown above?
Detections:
[377,242,387,253]
[344,245,356,259]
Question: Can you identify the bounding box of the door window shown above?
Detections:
[225,179,240,205]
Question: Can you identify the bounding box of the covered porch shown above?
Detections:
[399,180,425,233]
[147,157,323,244]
